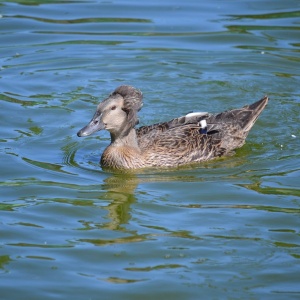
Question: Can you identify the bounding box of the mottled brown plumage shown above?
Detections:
[77,85,268,169]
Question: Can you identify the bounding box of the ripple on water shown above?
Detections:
[1,0,300,299]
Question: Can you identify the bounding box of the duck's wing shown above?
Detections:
[136,112,210,137]
[135,110,236,167]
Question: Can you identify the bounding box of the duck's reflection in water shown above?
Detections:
[90,152,260,235]
[99,172,139,231]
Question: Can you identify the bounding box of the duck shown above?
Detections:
[77,85,268,169]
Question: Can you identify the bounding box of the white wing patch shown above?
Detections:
[185,112,208,118]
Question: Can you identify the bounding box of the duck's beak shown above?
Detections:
[77,111,105,137]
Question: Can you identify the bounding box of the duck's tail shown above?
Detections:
[207,96,268,150]
[236,95,269,134]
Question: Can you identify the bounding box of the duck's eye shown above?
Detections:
[111,105,117,110]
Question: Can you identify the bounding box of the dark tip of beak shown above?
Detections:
[77,125,91,137]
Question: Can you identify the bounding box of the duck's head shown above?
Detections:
[77,85,143,138]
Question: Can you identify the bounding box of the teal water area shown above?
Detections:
[1,0,300,299]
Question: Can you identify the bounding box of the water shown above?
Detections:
[1,0,300,299]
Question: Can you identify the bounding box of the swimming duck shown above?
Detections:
[77,85,268,169]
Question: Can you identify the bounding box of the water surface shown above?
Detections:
[1,0,300,299]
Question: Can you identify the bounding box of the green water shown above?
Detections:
[1,0,300,299]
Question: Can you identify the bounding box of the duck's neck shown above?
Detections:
[101,128,143,169]
[110,128,139,149]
